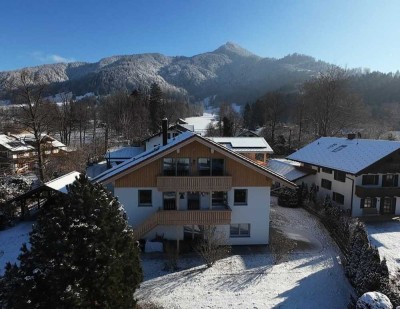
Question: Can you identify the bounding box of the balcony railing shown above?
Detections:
[132,207,232,239]
[355,185,400,198]
[157,176,232,192]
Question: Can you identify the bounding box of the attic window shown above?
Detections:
[327,143,337,149]
[332,145,347,152]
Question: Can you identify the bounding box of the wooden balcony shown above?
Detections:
[132,208,232,239]
[355,185,400,198]
[157,176,232,192]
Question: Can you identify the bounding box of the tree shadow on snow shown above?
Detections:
[272,267,352,309]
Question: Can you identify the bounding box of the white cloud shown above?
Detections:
[30,51,75,64]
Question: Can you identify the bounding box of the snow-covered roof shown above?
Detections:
[94,132,196,183]
[0,134,35,152]
[93,131,296,188]
[12,133,66,149]
[267,159,312,182]
[107,146,144,160]
[45,171,81,194]
[287,137,400,174]
[208,137,273,153]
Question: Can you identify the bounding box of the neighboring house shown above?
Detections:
[105,146,145,167]
[287,134,400,217]
[207,137,273,165]
[13,133,67,155]
[0,134,36,173]
[93,131,295,245]
[237,129,260,137]
[267,158,315,187]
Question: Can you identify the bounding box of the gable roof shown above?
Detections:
[0,134,35,152]
[93,132,296,188]
[287,137,400,175]
[208,137,273,153]
[45,171,81,194]
[107,146,144,160]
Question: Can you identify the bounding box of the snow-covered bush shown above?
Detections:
[0,175,143,308]
[356,292,392,309]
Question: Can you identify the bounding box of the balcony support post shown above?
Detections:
[209,191,212,210]
[175,192,179,211]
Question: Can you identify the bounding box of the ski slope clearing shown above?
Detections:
[135,199,353,308]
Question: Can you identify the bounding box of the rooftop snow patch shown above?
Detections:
[45,171,81,194]
[287,137,400,174]
[208,137,273,153]
[93,132,195,183]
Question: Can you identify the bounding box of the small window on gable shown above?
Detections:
[334,171,346,182]
[234,189,247,205]
[322,167,332,174]
[138,190,152,206]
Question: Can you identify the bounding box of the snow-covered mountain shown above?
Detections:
[0,42,332,102]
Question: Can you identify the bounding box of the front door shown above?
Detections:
[380,197,396,215]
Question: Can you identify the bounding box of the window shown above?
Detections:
[138,190,152,206]
[212,191,227,206]
[362,175,379,185]
[163,158,190,176]
[382,174,398,187]
[332,192,344,205]
[198,158,224,176]
[321,179,332,190]
[234,189,247,205]
[230,224,250,237]
[361,197,377,209]
[176,158,190,176]
[334,171,346,182]
[322,167,332,174]
[163,158,175,176]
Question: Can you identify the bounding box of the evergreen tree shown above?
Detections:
[0,175,142,308]
[222,116,233,137]
[149,83,163,133]
[242,103,253,130]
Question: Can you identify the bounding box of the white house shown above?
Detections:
[287,135,400,217]
[94,131,295,245]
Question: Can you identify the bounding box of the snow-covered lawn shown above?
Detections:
[184,112,217,136]
[0,221,33,275]
[366,219,400,276]
[135,200,354,308]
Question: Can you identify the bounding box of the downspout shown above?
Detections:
[346,175,354,216]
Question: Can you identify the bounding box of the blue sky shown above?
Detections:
[1,0,399,72]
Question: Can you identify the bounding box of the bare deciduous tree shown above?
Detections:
[194,225,231,268]
[302,67,366,137]
[4,70,58,182]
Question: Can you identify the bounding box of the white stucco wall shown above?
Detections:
[115,186,270,244]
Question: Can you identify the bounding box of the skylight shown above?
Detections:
[327,143,337,149]
[332,145,347,152]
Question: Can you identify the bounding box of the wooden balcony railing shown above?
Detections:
[355,185,400,198]
[157,176,232,192]
[132,208,232,239]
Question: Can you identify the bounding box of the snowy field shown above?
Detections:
[184,112,218,136]
[0,221,33,275]
[135,199,354,308]
[366,219,400,276]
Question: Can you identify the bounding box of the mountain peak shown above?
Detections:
[214,42,259,58]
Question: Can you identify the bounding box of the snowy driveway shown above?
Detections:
[135,200,354,309]
[366,219,400,276]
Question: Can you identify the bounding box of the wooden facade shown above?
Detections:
[115,140,272,188]
[132,208,232,239]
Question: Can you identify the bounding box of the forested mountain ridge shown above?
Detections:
[0,43,332,102]
[1,42,400,106]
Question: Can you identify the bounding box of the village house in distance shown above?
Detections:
[94,120,295,245]
[288,134,400,217]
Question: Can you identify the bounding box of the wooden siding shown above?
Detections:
[355,185,400,198]
[157,176,232,191]
[116,141,272,188]
[132,208,232,239]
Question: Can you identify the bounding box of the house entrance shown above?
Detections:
[380,197,396,215]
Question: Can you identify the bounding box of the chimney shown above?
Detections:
[347,133,356,140]
[162,118,168,146]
